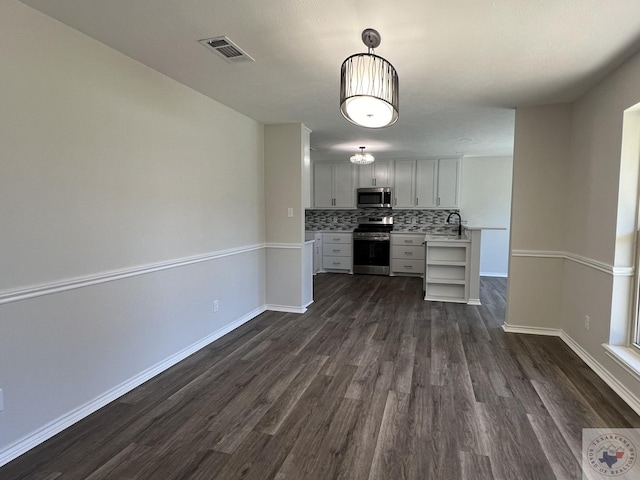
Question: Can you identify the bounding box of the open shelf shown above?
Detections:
[425,283,466,302]
[426,260,467,267]
[424,242,469,303]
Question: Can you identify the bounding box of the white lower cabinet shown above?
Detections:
[322,233,352,272]
[313,233,322,274]
[391,234,425,276]
[424,240,470,303]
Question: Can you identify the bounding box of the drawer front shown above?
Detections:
[322,233,352,244]
[391,258,425,274]
[392,234,424,246]
[391,245,425,260]
[323,256,352,270]
[323,244,351,257]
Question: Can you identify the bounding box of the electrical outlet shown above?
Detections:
[287,207,294,217]
[214,300,219,313]
[584,315,590,330]
[0,389,4,412]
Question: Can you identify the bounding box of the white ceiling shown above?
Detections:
[20,0,640,161]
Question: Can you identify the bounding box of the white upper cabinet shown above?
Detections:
[313,163,334,208]
[415,159,438,208]
[436,157,460,208]
[393,160,415,208]
[313,162,355,208]
[357,161,394,188]
[312,157,459,209]
[393,158,460,209]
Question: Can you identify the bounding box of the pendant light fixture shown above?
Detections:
[340,28,399,128]
[350,146,375,165]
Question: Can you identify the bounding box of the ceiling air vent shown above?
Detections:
[199,36,255,64]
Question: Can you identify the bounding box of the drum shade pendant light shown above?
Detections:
[340,29,399,128]
[350,146,375,165]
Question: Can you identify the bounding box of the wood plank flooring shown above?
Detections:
[2,274,639,479]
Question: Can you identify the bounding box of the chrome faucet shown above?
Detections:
[446,212,462,236]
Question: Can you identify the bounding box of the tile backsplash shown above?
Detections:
[305,208,460,232]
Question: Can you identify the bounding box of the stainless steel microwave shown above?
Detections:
[357,187,392,208]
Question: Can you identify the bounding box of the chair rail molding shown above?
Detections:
[0,243,266,305]
[511,249,634,277]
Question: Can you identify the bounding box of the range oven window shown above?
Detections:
[353,238,390,267]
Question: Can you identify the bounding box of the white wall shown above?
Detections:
[560,48,640,403]
[507,104,572,330]
[460,156,513,276]
[0,1,266,463]
[507,50,640,410]
[264,124,313,312]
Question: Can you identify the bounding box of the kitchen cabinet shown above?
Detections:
[322,233,352,272]
[390,234,425,276]
[415,159,438,208]
[306,231,323,274]
[357,161,393,188]
[424,239,470,303]
[436,157,460,208]
[313,163,355,208]
[313,232,322,274]
[393,160,415,208]
[393,158,460,209]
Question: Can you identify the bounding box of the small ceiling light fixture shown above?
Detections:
[350,146,375,165]
[340,28,399,129]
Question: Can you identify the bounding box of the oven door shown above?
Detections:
[353,237,390,275]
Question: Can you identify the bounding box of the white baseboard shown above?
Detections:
[0,305,267,468]
[502,323,562,336]
[266,304,307,314]
[561,333,640,417]
[501,323,640,418]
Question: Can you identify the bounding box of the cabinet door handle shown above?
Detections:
[404,240,413,243]
[333,249,341,252]
[404,265,413,269]
[332,262,340,265]
[437,197,440,206]
[333,238,341,241]
[373,178,377,186]
[415,197,419,206]
[405,251,413,255]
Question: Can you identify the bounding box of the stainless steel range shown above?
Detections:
[352,216,393,275]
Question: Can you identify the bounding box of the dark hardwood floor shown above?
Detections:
[2,274,639,479]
